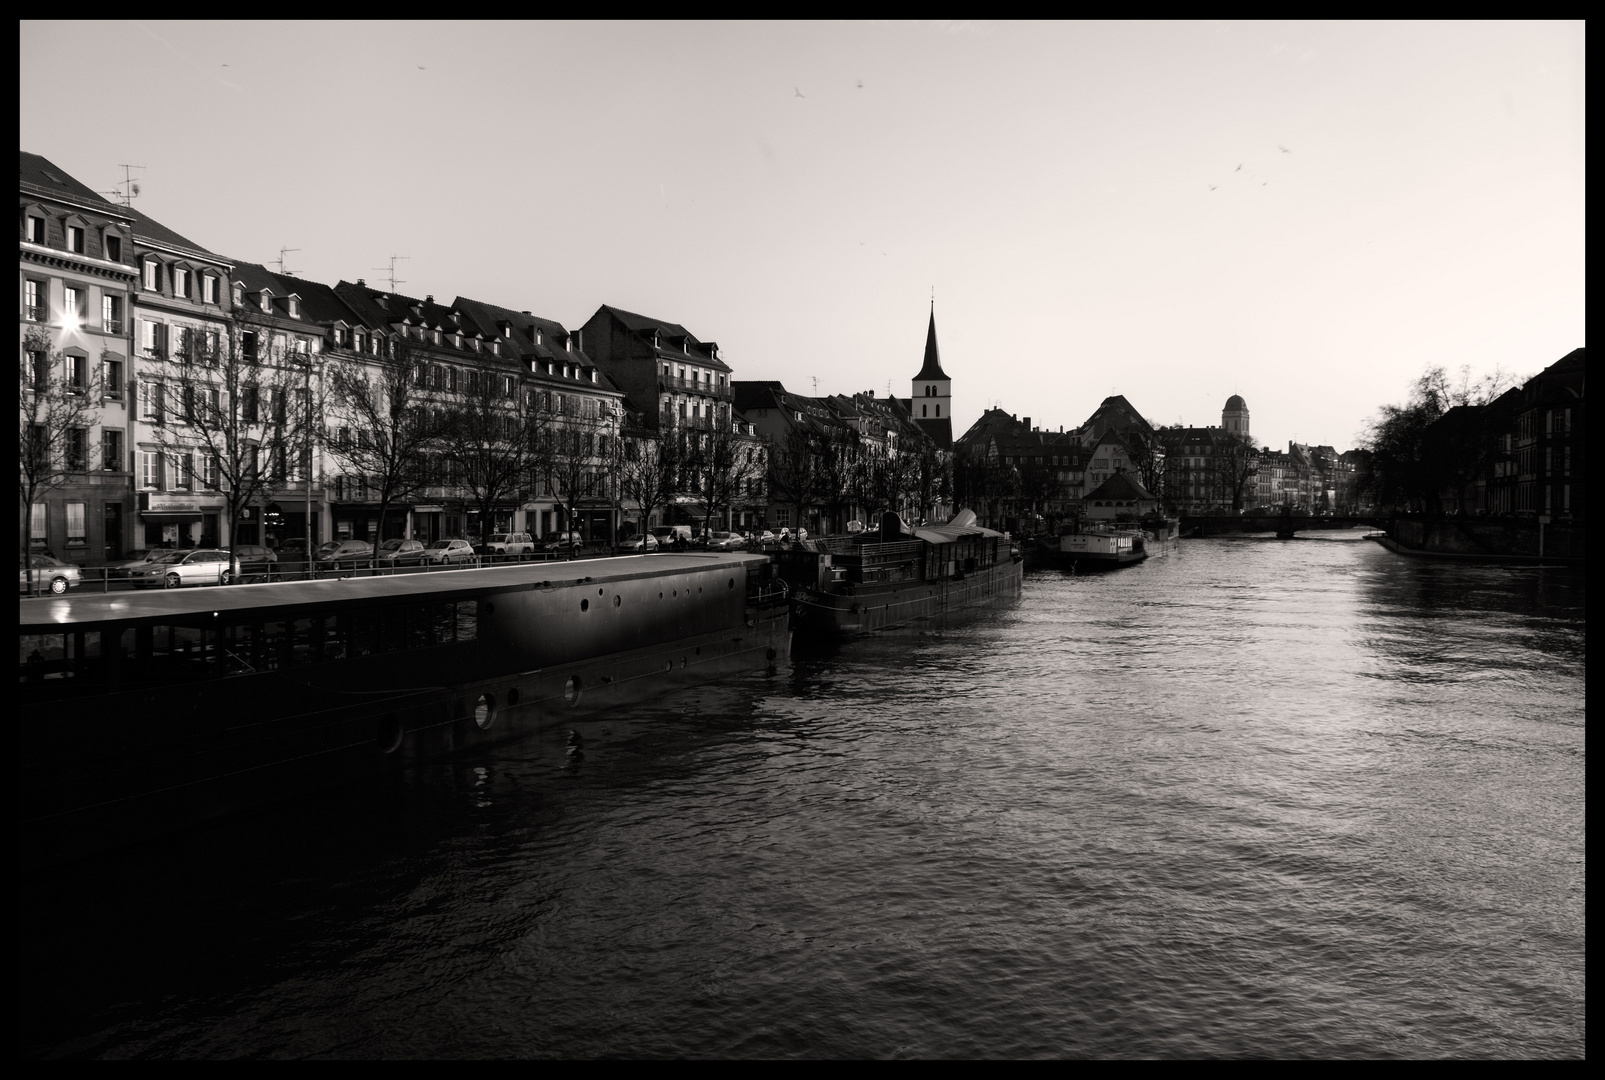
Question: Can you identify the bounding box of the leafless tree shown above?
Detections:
[19,327,105,583]
[614,425,679,547]
[324,336,447,549]
[684,423,764,538]
[151,312,313,581]
[764,425,824,534]
[438,361,543,549]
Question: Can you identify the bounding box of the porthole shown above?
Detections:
[613,595,621,607]
[659,591,663,599]
[474,693,497,730]
[581,598,589,612]
[695,646,702,656]
[664,660,673,672]
[598,588,604,596]
[680,658,687,669]
[564,676,582,706]
[376,714,404,753]
[729,578,735,589]
[672,589,677,597]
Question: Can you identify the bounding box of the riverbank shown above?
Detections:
[1383,517,1584,564]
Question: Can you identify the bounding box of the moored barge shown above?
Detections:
[20,552,789,870]
[775,510,1023,637]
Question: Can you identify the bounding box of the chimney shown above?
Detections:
[521,310,532,316]
[573,328,582,351]
[1024,417,1031,429]
[425,294,433,304]
[356,278,365,286]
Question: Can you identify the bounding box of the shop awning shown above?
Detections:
[139,512,203,522]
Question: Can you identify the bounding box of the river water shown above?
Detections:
[21,532,1585,1059]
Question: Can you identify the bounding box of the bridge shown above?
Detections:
[1179,512,1382,538]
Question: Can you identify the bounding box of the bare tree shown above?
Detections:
[324,337,446,550]
[19,328,105,585]
[815,428,858,534]
[684,423,764,538]
[438,362,543,549]
[1119,426,1166,499]
[615,426,680,548]
[540,399,612,558]
[764,425,824,534]
[152,312,312,582]
[1212,433,1259,512]
[911,438,951,524]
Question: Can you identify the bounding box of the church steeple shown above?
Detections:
[915,304,950,382]
[911,304,952,445]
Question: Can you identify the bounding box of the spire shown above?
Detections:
[915,306,950,381]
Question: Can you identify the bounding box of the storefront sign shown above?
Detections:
[140,494,224,514]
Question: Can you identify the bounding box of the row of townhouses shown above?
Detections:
[19,153,958,564]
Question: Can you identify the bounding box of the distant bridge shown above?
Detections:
[1179,513,1383,537]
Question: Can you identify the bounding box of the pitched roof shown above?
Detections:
[1085,472,1157,502]
[914,308,950,381]
[124,205,223,262]
[592,304,731,373]
[19,152,125,215]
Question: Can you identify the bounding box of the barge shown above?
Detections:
[19,552,789,870]
[1033,516,1180,571]
[775,510,1023,637]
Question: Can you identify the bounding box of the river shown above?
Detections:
[20,532,1585,1058]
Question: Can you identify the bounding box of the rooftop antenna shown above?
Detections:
[101,163,144,207]
[275,246,301,276]
[811,376,818,396]
[371,255,409,292]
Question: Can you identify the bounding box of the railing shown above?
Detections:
[658,375,735,401]
[103,318,123,334]
[26,304,43,321]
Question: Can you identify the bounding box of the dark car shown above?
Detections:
[231,543,278,580]
[374,538,428,566]
[319,540,375,567]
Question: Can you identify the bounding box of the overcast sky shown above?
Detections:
[21,20,1584,450]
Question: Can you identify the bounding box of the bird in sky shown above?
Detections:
[1236,163,1242,171]
[1278,145,1291,153]
[1208,185,1217,191]
[418,66,427,70]
[795,87,805,98]
[856,79,864,89]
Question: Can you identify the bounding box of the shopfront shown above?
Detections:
[138,492,224,549]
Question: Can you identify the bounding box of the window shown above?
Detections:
[174,453,193,490]
[31,503,47,546]
[25,279,43,321]
[271,333,287,361]
[141,450,162,489]
[204,330,220,364]
[67,225,85,254]
[101,429,123,471]
[232,284,243,306]
[140,319,166,358]
[201,454,218,490]
[143,259,161,291]
[66,428,88,470]
[63,286,83,328]
[65,353,87,393]
[241,385,259,422]
[242,331,257,362]
[26,215,46,244]
[105,235,122,263]
[202,275,219,305]
[103,294,122,333]
[287,297,299,318]
[259,293,272,314]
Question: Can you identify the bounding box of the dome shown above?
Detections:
[1224,395,1248,411]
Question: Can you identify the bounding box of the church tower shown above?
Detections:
[1223,394,1250,438]
[912,304,952,426]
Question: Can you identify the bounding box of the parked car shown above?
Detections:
[231,543,278,579]
[421,539,476,565]
[318,540,375,567]
[543,531,585,553]
[109,550,165,579]
[20,554,83,595]
[373,538,428,566]
[128,549,232,589]
[706,530,746,551]
[756,530,776,545]
[478,532,535,556]
[619,533,660,553]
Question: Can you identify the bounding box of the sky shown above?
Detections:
[20,20,1584,451]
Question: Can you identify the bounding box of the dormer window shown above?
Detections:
[232,284,243,306]
[287,296,300,318]
[66,224,85,254]
[259,292,272,313]
[171,266,191,299]
[25,213,46,244]
[143,258,161,292]
[202,275,219,305]
[590,369,598,384]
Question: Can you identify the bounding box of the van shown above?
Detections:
[651,525,694,546]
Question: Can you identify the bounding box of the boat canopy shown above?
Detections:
[911,522,1006,545]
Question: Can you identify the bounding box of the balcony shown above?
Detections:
[658,375,735,401]
[25,304,43,322]
[103,318,124,335]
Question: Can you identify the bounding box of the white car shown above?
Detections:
[20,554,83,595]
[620,533,660,553]
[706,531,746,551]
[481,532,535,555]
[422,539,476,565]
[129,549,232,588]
